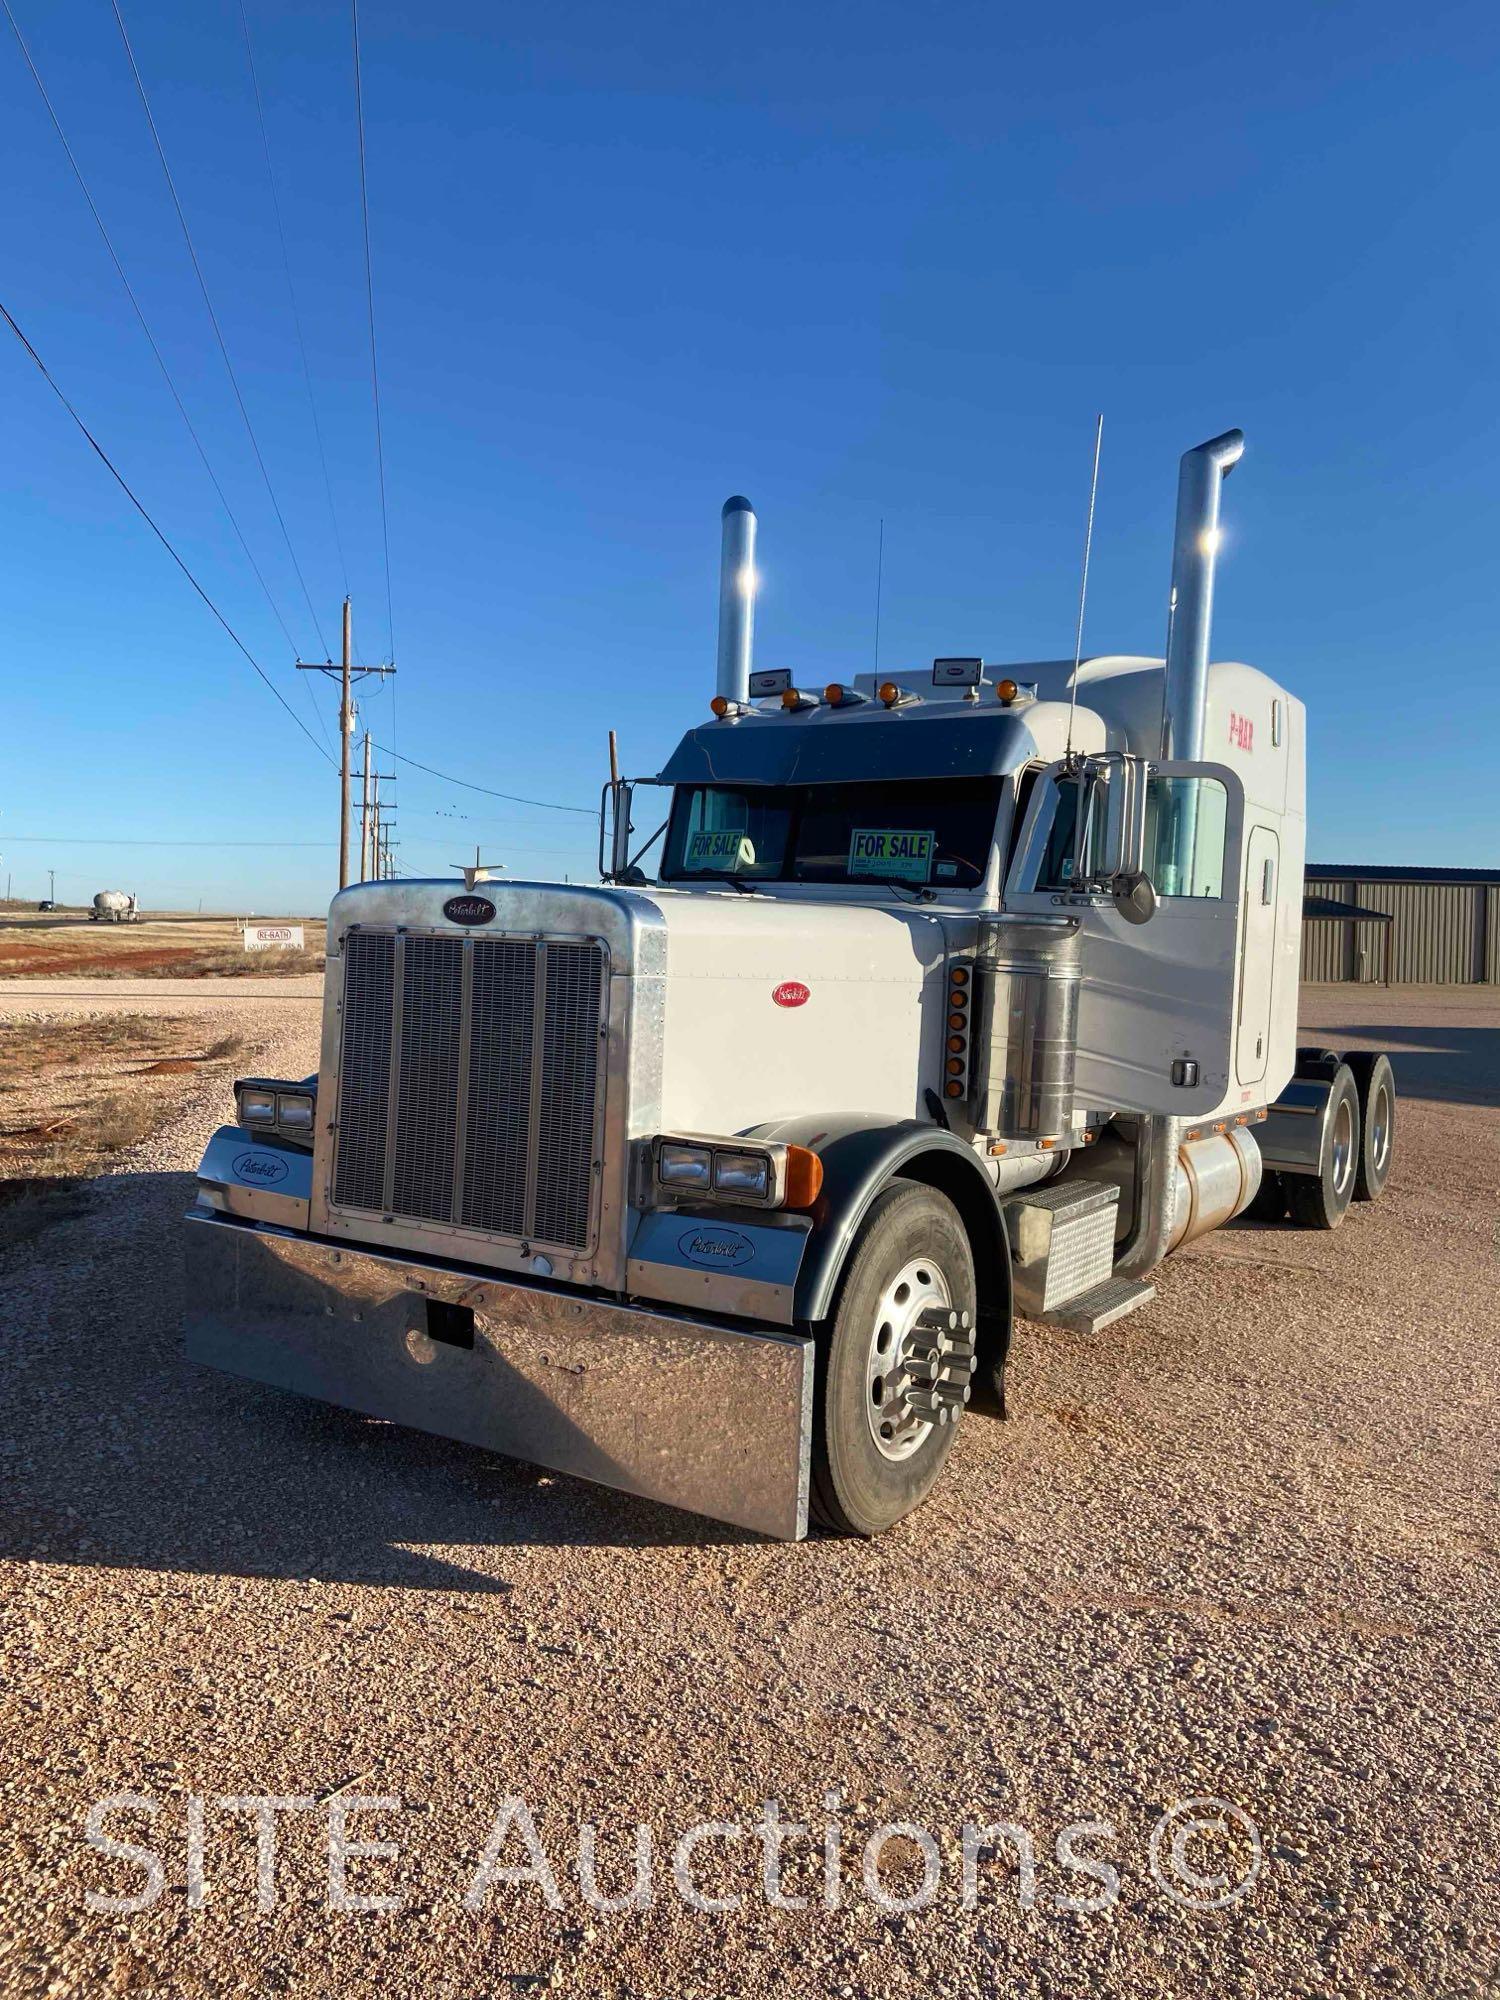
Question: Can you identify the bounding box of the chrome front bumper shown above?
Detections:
[184,1210,813,1539]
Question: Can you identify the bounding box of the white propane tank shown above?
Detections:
[92,890,133,923]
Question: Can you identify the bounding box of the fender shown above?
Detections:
[744,1114,1014,1406]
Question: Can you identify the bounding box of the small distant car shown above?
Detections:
[37,900,55,912]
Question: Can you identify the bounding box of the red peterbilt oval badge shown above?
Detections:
[772,980,810,1008]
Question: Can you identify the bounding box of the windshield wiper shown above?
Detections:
[865,877,932,903]
[680,870,760,892]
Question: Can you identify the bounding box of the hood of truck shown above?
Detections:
[327,875,956,1138]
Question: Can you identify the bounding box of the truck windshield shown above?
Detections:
[660,779,1001,889]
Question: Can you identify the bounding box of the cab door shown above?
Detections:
[1003,760,1245,1117]
[1236,826,1279,1087]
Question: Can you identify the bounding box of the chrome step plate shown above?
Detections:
[1038,1275,1157,1336]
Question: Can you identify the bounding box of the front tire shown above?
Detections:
[809,1182,976,1537]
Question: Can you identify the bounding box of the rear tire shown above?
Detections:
[1284,1064,1360,1231]
[809,1182,976,1537]
[1345,1051,1396,1202]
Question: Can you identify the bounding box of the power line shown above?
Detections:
[371,743,595,815]
[0,0,322,735]
[351,0,394,665]
[108,0,332,661]
[237,0,349,599]
[0,297,334,766]
[1,835,333,847]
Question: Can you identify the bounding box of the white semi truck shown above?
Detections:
[185,430,1397,1539]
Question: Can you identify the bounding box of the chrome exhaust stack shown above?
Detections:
[1162,429,1244,760]
[715,495,758,707]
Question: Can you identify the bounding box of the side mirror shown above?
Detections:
[1112,871,1157,925]
[600,777,635,881]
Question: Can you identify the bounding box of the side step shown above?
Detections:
[1037,1275,1156,1336]
[1003,1179,1118,1315]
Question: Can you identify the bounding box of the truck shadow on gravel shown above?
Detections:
[1306,1021,1500,1107]
[0,1173,754,1587]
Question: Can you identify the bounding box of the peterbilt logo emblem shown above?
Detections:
[772,981,810,1008]
[443,894,497,926]
[678,1227,754,1269]
[232,1150,289,1186]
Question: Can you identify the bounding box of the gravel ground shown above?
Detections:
[1,981,1496,1999]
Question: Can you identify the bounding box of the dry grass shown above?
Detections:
[0,908,325,979]
[0,1015,248,1251]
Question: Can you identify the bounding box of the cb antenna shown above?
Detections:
[872,516,885,674]
[1064,413,1104,760]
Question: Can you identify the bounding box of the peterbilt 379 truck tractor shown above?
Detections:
[185,429,1397,1539]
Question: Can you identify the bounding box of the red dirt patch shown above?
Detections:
[0,945,203,977]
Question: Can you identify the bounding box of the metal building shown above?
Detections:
[1301,865,1500,984]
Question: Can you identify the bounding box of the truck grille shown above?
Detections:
[331,930,607,1252]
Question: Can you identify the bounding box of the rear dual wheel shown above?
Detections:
[1346,1051,1396,1202]
[1284,1063,1361,1231]
[809,1183,977,1537]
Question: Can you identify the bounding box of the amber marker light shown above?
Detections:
[878,682,901,707]
[783,1145,824,1210]
[710,694,730,717]
[825,683,844,705]
[996,678,1018,704]
[944,1080,963,1098]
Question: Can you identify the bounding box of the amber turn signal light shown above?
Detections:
[783,1145,824,1210]
[944,1080,963,1098]
[950,966,969,987]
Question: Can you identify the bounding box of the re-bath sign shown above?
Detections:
[847,828,935,883]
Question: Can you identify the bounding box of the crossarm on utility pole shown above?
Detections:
[297,595,394,889]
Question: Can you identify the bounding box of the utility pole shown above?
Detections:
[48,868,55,904]
[360,729,372,882]
[298,598,394,890]
[355,734,396,883]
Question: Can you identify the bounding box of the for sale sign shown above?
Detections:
[243,925,305,952]
[847,829,935,883]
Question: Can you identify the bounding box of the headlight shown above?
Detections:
[650,1133,822,1210]
[658,1143,713,1187]
[712,1150,770,1198]
[235,1077,317,1148]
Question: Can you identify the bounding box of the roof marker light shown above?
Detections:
[996,678,1019,705]
[878,682,918,709]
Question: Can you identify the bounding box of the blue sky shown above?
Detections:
[2,0,1496,912]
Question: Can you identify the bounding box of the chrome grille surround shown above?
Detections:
[331,928,608,1255]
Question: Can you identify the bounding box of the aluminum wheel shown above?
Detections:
[1368,1076,1392,1175]
[865,1255,975,1462]
[1330,1092,1355,1196]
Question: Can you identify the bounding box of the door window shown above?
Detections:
[1142,776,1227,898]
